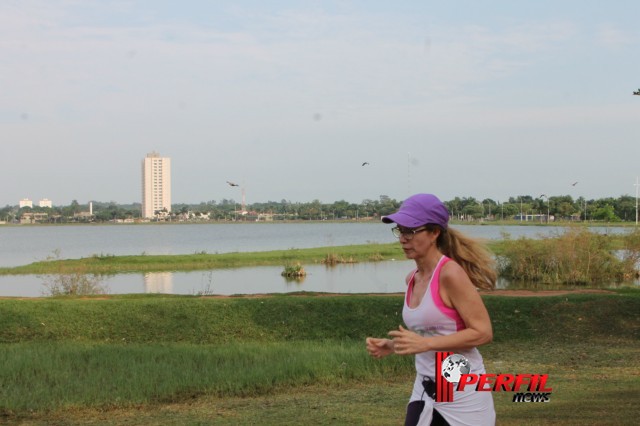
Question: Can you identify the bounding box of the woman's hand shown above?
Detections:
[388,325,429,355]
[365,337,394,359]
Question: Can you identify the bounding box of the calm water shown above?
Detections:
[1,261,420,298]
[0,223,631,297]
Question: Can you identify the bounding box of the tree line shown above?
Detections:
[1,194,637,223]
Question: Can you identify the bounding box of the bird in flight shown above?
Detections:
[633,89,640,96]
[572,182,578,186]
[362,162,370,166]
[226,181,239,187]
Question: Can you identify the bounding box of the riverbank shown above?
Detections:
[0,243,405,275]
[0,230,632,276]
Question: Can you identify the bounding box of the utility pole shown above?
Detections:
[635,176,639,226]
[539,194,550,223]
[634,89,639,224]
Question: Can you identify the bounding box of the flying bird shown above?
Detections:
[633,89,640,96]
[226,181,239,187]
[362,162,370,166]
[572,182,578,186]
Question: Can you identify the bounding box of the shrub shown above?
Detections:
[281,263,306,278]
[41,272,109,296]
[321,253,357,266]
[496,227,639,285]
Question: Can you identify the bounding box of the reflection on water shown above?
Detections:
[282,275,306,285]
[0,260,636,299]
[144,272,173,293]
[0,260,416,298]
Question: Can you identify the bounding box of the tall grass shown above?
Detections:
[321,252,355,265]
[0,341,412,412]
[496,227,640,285]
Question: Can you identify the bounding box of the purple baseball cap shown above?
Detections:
[382,194,449,229]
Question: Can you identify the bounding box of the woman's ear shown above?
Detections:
[430,226,441,240]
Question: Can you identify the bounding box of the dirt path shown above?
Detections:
[199,289,617,299]
[1,289,616,301]
[479,289,616,297]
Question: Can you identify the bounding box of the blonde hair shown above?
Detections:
[427,225,496,290]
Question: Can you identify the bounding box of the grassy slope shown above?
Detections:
[1,291,638,344]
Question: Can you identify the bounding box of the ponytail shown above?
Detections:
[427,225,496,290]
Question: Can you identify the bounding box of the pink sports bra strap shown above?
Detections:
[430,256,465,330]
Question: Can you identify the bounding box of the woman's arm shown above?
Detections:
[365,337,395,358]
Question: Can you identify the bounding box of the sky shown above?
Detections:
[2,0,639,207]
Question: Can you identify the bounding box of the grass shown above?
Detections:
[1,292,638,344]
[0,243,405,275]
[0,341,411,411]
[486,340,638,426]
[0,291,639,424]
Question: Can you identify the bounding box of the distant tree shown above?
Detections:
[501,203,519,218]
[332,200,351,219]
[446,197,464,219]
[614,196,635,221]
[592,204,619,222]
[462,203,483,220]
[555,201,575,219]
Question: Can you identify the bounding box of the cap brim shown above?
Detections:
[381,212,423,228]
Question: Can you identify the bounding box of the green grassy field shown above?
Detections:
[0,243,405,275]
[1,290,639,425]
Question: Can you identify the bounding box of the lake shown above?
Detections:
[0,222,632,297]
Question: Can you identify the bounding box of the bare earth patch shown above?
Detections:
[200,289,618,299]
[0,289,617,301]
[480,289,616,297]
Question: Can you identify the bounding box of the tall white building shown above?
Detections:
[19,198,33,208]
[141,152,171,218]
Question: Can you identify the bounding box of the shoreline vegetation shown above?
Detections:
[0,243,405,275]
[2,218,640,227]
[1,227,639,287]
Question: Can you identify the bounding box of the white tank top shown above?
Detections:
[402,255,486,379]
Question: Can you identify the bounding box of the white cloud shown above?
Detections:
[595,23,637,49]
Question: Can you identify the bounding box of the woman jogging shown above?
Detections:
[366,193,496,425]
